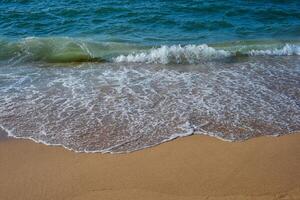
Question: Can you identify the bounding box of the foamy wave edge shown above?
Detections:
[0,123,231,154]
[113,44,300,64]
[2,124,297,154]
[1,37,300,64]
[113,44,230,64]
[0,123,230,154]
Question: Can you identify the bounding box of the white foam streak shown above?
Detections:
[114,44,231,64]
[249,44,300,56]
[114,43,300,64]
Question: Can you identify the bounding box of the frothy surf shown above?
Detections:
[114,43,300,64]
[113,44,230,64]
[0,56,299,153]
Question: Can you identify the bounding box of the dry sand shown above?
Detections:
[0,133,300,200]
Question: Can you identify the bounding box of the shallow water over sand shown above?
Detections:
[0,55,299,153]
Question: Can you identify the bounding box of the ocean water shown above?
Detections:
[0,1,299,153]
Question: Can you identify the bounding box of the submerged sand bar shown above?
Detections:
[0,133,300,200]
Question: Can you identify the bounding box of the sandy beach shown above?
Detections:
[0,133,300,200]
[1,1,300,200]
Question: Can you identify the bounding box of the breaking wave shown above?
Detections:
[114,44,300,64]
[1,37,300,65]
[113,44,230,64]
[248,44,300,56]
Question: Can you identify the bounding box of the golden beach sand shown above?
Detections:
[0,133,300,200]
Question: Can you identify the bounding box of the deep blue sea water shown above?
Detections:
[0,1,299,153]
[1,0,300,44]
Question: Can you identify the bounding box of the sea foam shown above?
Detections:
[248,44,300,56]
[0,56,299,153]
[114,44,231,64]
[114,43,300,64]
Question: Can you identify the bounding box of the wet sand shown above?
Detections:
[0,127,8,140]
[0,133,300,200]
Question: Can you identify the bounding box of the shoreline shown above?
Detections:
[1,133,300,200]
[0,127,8,141]
[1,129,299,154]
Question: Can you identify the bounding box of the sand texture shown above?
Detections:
[0,133,300,200]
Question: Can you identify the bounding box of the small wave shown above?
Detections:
[114,43,300,64]
[248,44,300,56]
[0,37,144,64]
[113,44,231,64]
[1,37,300,65]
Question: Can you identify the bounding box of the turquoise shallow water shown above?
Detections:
[0,1,299,153]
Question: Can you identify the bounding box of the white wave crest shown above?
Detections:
[248,44,300,56]
[113,44,231,64]
[113,43,300,64]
